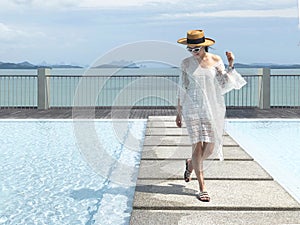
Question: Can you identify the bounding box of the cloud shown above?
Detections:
[0,0,180,10]
[0,22,45,42]
[156,7,298,20]
[0,23,27,42]
[298,0,300,28]
[0,0,79,10]
[78,0,178,8]
[189,0,296,10]
[0,0,297,13]
[24,0,79,8]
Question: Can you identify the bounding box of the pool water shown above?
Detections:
[0,120,146,225]
[225,119,300,203]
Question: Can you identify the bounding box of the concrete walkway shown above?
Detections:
[130,116,300,225]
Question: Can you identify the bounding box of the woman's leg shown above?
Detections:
[191,142,206,192]
[185,144,196,173]
[187,142,214,177]
[184,144,195,182]
[192,141,214,201]
[202,142,214,160]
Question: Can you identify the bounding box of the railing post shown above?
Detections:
[38,68,51,110]
[258,68,270,109]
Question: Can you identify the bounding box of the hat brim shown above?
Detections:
[177,37,215,47]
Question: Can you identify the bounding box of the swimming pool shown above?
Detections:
[0,119,146,225]
[225,119,300,203]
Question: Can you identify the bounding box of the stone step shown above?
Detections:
[146,127,189,136]
[145,127,230,137]
[143,135,238,146]
[148,116,176,121]
[132,180,300,210]
[130,210,300,225]
[137,160,271,180]
[147,121,187,128]
[146,122,229,136]
[141,146,252,160]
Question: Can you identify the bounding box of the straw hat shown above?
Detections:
[177,30,215,48]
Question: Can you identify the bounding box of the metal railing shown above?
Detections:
[224,75,259,107]
[0,68,299,109]
[271,75,300,108]
[48,75,179,107]
[0,75,37,108]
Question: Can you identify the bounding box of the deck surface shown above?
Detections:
[130,116,300,225]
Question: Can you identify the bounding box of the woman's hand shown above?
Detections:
[176,114,182,128]
[226,51,234,67]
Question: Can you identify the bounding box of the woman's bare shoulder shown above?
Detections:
[207,53,222,63]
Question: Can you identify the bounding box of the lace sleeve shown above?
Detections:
[215,59,247,95]
[177,61,189,102]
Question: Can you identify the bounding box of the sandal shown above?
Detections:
[184,159,192,182]
[198,191,210,202]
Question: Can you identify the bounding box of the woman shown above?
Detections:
[176,30,246,202]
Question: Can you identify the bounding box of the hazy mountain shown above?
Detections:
[94,60,139,68]
[0,61,37,69]
[0,61,83,69]
[1,60,299,69]
[233,63,300,69]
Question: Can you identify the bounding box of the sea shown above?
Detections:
[0,68,300,107]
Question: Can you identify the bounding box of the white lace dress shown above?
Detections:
[177,56,247,160]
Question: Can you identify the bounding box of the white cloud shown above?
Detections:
[0,0,180,10]
[157,7,298,19]
[298,0,300,28]
[195,0,296,9]
[0,23,27,41]
[0,0,298,64]
[18,0,79,9]
[0,0,296,12]
[78,0,178,8]
[0,23,45,42]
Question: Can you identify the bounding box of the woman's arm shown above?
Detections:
[176,98,182,128]
[176,72,182,128]
[215,52,247,95]
[176,63,188,128]
[226,51,234,69]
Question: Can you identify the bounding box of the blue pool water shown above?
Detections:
[225,119,300,203]
[0,120,146,225]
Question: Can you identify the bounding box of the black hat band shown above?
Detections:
[187,37,205,44]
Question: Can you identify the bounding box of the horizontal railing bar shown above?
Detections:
[0,75,37,77]
[46,75,180,78]
[1,74,299,77]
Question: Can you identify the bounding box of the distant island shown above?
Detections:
[1,60,300,69]
[94,64,139,68]
[232,63,300,69]
[0,61,83,69]
[94,60,300,69]
[93,60,140,68]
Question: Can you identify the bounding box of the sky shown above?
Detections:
[0,0,299,66]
